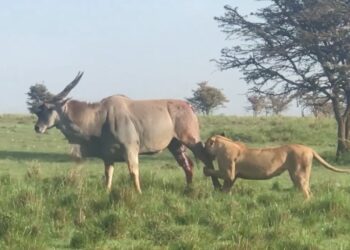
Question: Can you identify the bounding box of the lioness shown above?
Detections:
[204,135,350,199]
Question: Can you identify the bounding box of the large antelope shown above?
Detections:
[33,72,220,193]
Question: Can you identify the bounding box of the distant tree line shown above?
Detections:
[246,94,333,118]
[246,94,291,116]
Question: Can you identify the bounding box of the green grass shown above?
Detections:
[0,115,349,249]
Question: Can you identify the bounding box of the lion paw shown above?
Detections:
[203,167,211,176]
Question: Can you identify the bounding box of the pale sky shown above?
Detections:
[0,0,281,115]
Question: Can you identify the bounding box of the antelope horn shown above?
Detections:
[52,71,84,102]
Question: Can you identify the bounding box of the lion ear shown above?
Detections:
[220,132,226,137]
[208,137,215,146]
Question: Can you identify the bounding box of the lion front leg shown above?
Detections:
[221,162,236,192]
[204,159,236,178]
[204,159,236,192]
[203,167,226,178]
[204,167,236,192]
[222,178,236,192]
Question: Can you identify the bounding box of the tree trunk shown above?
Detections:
[332,96,350,160]
[336,116,348,160]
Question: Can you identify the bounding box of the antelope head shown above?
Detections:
[34,72,84,133]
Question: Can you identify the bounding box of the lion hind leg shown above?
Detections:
[299,163,312,200]
[298,177,311,200]
[289,169,311,200]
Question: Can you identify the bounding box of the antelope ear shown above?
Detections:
[59,98,71,106]
[44,103,56,109]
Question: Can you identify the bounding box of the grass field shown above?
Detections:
[0,115,349,249]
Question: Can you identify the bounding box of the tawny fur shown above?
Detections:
[204,135,350,199]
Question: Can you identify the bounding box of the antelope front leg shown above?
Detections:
[222,178,236,192]
[104,163,114,191]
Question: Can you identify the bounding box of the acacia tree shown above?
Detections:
[266,94,291,115]
[26,83,53,113]
[186,81,228,115]
[246,95,267,116]
[215,0,350,158]
[298,93,334,118]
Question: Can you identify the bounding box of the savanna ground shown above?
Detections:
[0,115,349,249]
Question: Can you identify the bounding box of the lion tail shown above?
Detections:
[313,151,350,173]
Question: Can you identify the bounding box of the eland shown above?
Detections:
[33,72,220,193]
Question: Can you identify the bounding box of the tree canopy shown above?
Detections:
[246,95,267,116]
[215,0,350,157]
[186,82,228,115]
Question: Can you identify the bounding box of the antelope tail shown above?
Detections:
[313,151,350,173]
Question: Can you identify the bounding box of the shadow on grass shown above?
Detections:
[0,150,71,162]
